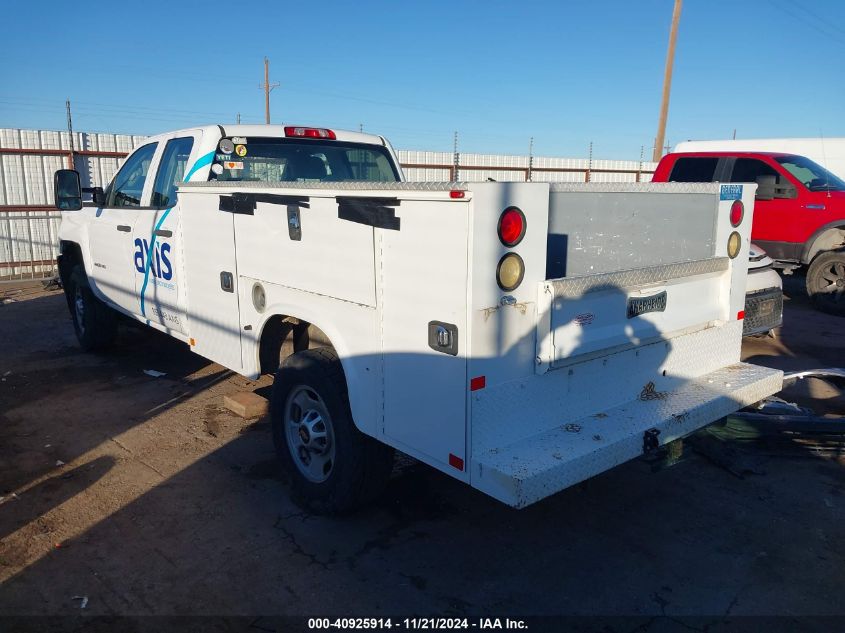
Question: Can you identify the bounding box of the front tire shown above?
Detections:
[806,249,845,316]
[66,265,117,351]
[270,347,394,514]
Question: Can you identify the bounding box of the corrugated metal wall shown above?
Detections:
[397,150,656,183]
[0,128,146,279]
[0,127,656,279]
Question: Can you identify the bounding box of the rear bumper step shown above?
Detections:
[472,362,783,508]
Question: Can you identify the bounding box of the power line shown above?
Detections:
[767,0,845,46]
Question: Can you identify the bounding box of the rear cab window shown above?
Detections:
[152,137,195,208]
[667,157,719,182]
[728,158,781,184]
[209,138,400,183]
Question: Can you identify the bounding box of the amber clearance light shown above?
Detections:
[727,231,742,259]
[496,253,525,291]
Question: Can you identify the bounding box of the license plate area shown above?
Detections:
[627,291,667,319]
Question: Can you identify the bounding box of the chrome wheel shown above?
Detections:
[74,285,86,334]
[284,385,335,483]
[818,260,845,303]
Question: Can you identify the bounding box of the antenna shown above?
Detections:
[65,99,75,169]
[820,129,831,198]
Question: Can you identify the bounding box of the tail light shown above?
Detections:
[284,127,336,140]
[496,253,525,291]
[727,231,742,259]
[730,200,744,227]
[498,206,526,247]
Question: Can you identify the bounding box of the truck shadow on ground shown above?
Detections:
[1,285,844,617]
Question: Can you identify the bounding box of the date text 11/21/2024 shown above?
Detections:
[307,618,528,630]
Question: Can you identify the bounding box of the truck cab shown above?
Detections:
[653,151,845,314]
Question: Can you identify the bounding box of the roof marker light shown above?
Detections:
[284,126,336,140]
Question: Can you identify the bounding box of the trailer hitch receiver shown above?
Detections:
[643,428,661,454]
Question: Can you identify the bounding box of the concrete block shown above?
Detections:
[223,391,269,419]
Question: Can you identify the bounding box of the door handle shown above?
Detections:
[220,271,234,293]
[116,225,131,232]
[154,229,172,238]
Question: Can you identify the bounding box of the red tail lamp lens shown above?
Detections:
[498,207,526,247]
[730,200,744,227]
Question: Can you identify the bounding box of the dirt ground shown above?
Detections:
[0,275,843,619]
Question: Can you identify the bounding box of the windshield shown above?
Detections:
[209,137,400,183]
[775,155,845,192]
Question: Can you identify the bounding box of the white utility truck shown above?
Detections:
[53,124,783,512]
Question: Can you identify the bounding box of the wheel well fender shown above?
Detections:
[252,305,379,437]
[802,225,845,264]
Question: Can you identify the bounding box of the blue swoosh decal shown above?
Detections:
[139,149,215,318]
[183,150,214,182]
[139,207,172,318]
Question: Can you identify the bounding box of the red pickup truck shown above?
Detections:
[653,151,845,315]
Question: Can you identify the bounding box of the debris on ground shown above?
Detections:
[203,417,222,438]
[143,369,167,378]
[40,277,62,291]
[223,392,269,419]
[71,596,88,609]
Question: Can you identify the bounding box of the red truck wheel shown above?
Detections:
[807,249,845,316]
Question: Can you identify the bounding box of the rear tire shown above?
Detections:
[66,265,117,351]
[270,347,394,514]
[806,249,845,316]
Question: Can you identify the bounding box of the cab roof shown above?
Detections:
[668,150,796,159]
[147,124,389,146]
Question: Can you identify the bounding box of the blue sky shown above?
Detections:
[1,0,843,160]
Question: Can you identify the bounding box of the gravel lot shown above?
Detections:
[0,276,843,619]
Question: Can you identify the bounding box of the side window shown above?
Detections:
[729,158,780,184]
[151,137,195,208]
[668,157,719,182]
[106,143,157,207]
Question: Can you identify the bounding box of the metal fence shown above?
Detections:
[0,127,656,282]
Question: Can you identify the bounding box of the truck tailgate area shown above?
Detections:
[473,361,782,508]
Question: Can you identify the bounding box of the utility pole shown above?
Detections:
[65,99,75,169]
[259,57,280,124]
[652,0,683,162]
[236,112,241,124]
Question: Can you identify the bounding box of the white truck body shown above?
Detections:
[675,138,845,180]
[57,125,782,508]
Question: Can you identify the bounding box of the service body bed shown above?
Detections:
[170,180,780,508]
